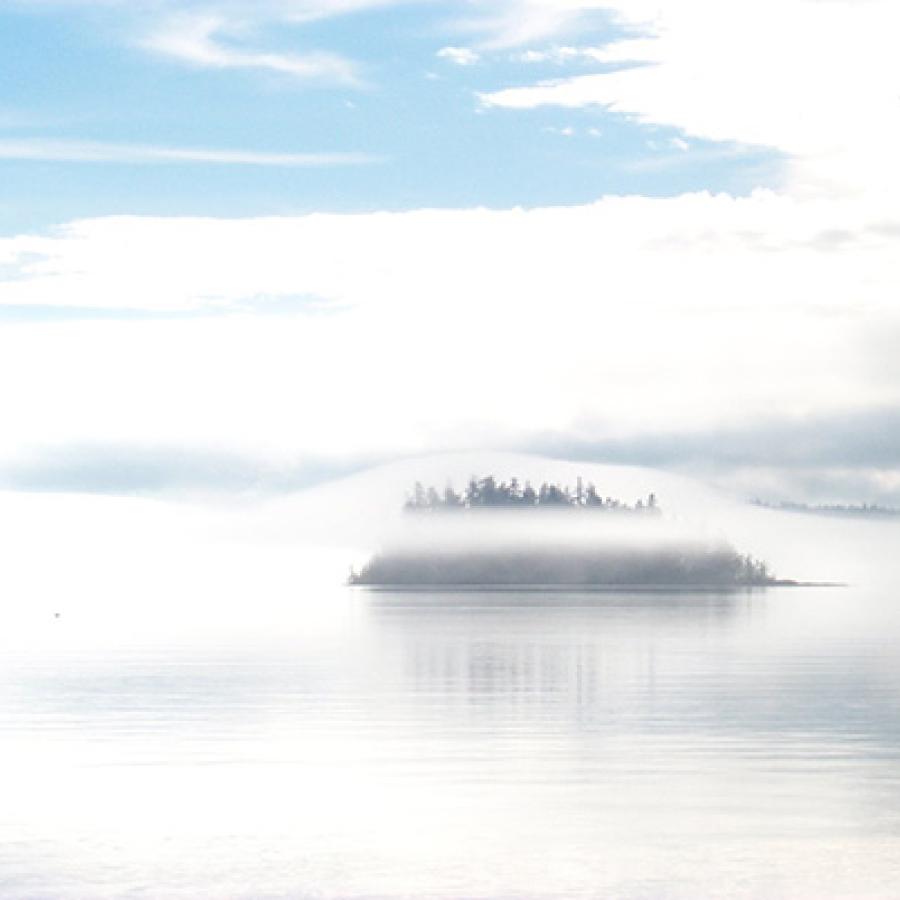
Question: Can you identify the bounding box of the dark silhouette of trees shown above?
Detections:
[750,499,900,518]
[351,544,778,587]
[404,475,661,514]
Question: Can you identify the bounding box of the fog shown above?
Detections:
[3,451,897,617]
[373,508,725,554]
[247,451,890,587]
[6,190,900,508]
[4,453,900,898]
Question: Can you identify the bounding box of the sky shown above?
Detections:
[2,0,900,503]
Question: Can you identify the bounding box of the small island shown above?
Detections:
[351,476,785,589]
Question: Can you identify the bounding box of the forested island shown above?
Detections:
[351,475,783,589]
[350,545,777,588]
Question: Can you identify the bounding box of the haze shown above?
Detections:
[3,3,900,898]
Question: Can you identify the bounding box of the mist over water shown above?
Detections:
[2,462,900,898]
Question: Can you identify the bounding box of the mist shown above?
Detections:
[2,451,890,620]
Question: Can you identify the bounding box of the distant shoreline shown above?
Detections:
[350,580,844,592]
[751,499,900,519]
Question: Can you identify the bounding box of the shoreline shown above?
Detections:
[350,580,845,592]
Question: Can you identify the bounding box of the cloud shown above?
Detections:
[622,143,767,174]
[3,2,900,500]
[7,1,415,85]
[478,0,900,196]
[529,405,900,494]
[436,46,480,66]
[0,138,376,166]
[543,124,576,136]
[142,12,362,84]
[0,190,899,499]
[0,442,372,496]
[451,1,616,50]
[54,0,610,63]
[515,45,609,64]
[9,412,900,503]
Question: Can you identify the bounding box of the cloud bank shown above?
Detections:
[479,0,900,196]
[2,189,900,500]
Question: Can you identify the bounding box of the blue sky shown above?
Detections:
[0,0,779,233]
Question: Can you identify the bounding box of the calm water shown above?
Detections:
[2,568,900,899]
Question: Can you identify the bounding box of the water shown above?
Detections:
[1,494,900,898]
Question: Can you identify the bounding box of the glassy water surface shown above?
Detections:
[2,578,900,898]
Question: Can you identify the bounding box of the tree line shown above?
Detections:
[351,545,775,587]
[404,475,659,513]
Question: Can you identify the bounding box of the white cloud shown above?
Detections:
[278,0,421,25]
[436,46,480,66]
[623,143,758,174]
[1,192,900,473]
[453,0,615,49]
[0,138,376,166]
[479,0,900,196]
[6,1,620,71]
[515,45,608,64]
[14,1,419,85]
[143,13,362,84]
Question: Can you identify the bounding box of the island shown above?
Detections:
[351,476,785,589]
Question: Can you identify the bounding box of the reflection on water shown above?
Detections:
[369,590,748,721]
[366,590,900,745]
[2,585,900,898]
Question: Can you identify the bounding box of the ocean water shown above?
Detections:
[1,494,900,898]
